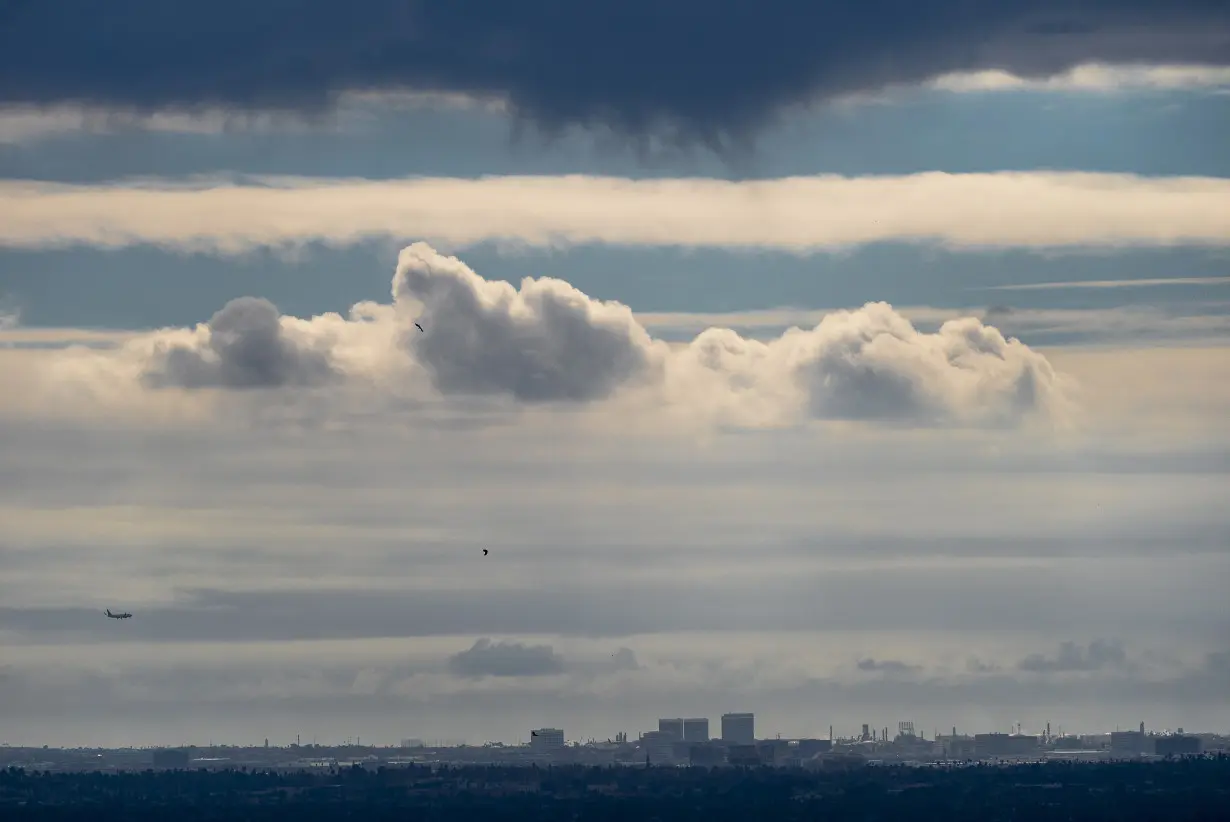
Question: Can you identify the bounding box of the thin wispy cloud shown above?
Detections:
[0,302,20,331]
[0,92,508,144]
[982,276,1230,291]
[4,172,1229,255]
[925,63,1230,94]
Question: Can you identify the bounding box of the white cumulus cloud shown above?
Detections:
[394,243,664,402]
[20,243,1073,431]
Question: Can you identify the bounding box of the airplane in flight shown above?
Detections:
[105,609,132,619]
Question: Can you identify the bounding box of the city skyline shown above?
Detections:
[2,1,1228,749]
[3,712,1223,752]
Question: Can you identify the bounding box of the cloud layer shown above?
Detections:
[447,638,565,678]
[32,243,1071,430]
[2,63,1227,145]
[2,1,1228,144]
[2,632,1225,747]
[5,173,1230,255]
[1018,640,1129,673]
[2,347,1227,745]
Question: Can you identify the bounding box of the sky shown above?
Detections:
[1,1,1229,749]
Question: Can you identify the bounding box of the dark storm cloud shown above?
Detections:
[447,638,566,678]
[1,1,1227,145]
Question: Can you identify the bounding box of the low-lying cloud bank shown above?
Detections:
[4,172,1229,255]
[28,243,1073,430]
[1,637,1224,727]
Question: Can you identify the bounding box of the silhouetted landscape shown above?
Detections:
[3,757,1228,820]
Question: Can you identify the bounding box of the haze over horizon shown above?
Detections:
[1,0,1228,750]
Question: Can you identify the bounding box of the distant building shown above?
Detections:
[974,733,1038,758]
[795,739,832,757]
[658,718,685,738]
[530,728,565,749]
[689,742,725,766]
[639,731,677,764]
[721,713,755,744]
[1109,731,1149,756]
[1155,735,1202,757]
[682,718,710,743]
[726,744,760,766]
[151,749,190,769]
[939,735,976,759]
[756,739,789,765]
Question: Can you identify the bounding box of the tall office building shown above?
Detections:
[682,718,710,743]
[658,718,685,738]
[721,712,755,744]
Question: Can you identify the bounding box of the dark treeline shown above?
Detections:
[2,755,1228,821]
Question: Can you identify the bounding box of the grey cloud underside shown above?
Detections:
[857,658,922,675]
[1018,639,1130,673]
[394,245,655,403]
[1,644,1226,722]
[447,638,565,678]
[141,297,341,390]
[1,2,1228,144]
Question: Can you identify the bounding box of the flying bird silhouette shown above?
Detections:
[414,322,424,332]
[482,549,488,556]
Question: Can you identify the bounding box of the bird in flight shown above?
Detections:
[482,549,489,556]
[414,322,424,332]
[105,609,132,619]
